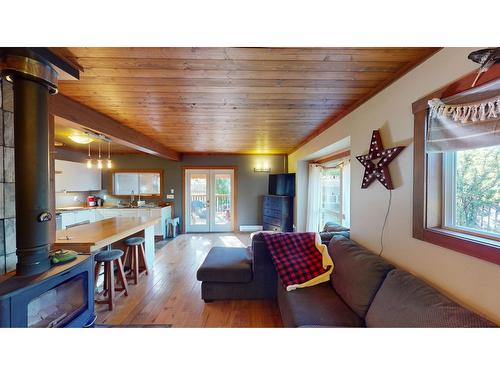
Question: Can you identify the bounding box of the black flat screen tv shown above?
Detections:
[268,173,295,197]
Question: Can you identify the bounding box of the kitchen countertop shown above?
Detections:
[54,217,160,253]
[55,205,171,214]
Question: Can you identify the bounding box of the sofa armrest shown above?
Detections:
[250,232,278,297]
[251,233,276,274]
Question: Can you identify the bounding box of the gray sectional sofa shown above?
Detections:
[197,233,495,327]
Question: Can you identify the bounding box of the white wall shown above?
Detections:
[288,48,500,324]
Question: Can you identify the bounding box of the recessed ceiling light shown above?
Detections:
[68,134,93,144]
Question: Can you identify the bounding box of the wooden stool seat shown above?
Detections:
[94,249,129,311]
[122,237,149,285]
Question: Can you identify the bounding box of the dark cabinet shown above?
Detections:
[262,195,293,232]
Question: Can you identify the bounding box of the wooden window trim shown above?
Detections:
[109,169,164,197]
[312,149,350,165]
[412,64,500,265]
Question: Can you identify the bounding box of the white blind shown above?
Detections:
[426,79,500,152]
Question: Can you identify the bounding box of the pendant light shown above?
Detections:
[86,143,93,168]
[97,142,103,169]
[107,141,112,169]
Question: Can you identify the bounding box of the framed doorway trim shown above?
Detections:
[182,166,237,233]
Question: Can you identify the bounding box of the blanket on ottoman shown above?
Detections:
[260,232,334,291]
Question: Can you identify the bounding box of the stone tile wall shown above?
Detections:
[0,78,16,275]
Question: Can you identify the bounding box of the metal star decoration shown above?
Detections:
[356,130,405,190]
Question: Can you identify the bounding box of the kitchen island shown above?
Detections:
[56,205,172,238]
[54,217,160,267]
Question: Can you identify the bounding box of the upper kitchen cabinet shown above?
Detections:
[111,170,163,197]
[55,159,102,192]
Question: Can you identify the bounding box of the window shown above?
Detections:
[443,145,500,240]
[319,163,350,229]
[306,152,350,233]
[412,71,500,265]
[111,170,163,196]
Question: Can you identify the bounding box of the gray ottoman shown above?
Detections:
[197,247,252,284]
[196,246,275,301]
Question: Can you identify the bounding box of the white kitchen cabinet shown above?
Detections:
[59,209,96,229]
[112,171,161,196]
[75,210,95,224]
[55,159,101,192]
[59,206,172,237]
[60,212,76,229]
[92,206,171,238]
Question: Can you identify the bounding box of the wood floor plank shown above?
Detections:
[95,233,283,327]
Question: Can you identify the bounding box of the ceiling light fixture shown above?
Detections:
[97,142,103,169]
[107,141,112,169]
[86,143,93,169]
[68,134,93,144]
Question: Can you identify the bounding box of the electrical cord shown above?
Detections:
[379,189,392,256]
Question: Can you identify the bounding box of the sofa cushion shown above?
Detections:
[366,269,495,327]
[323,222,350,233]
[196,247,253,283]
[277,281,364,327]
[320,231,350,245]
[328,236,394,318]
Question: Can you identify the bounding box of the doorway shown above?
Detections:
[184,168,236,232]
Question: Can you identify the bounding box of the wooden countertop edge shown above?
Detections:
[54,217,160,252]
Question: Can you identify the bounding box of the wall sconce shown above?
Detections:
[254,160,271,173]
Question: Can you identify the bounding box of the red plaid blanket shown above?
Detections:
[261,232,333,291]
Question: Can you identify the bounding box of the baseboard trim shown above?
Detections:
[239,225,263,232]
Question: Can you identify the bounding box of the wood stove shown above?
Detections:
[0,48,93,327]
[0,255,95,327]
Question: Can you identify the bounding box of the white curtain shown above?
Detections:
[306,163,322,232]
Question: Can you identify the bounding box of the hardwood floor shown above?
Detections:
[95,233,283,327]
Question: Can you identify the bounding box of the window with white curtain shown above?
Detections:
[319,160,350,230]
[307,157,350,232]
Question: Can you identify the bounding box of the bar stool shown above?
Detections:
[94,249,128,311]
[123,237,149,285]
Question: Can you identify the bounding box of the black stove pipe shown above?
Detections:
[13,77,52,275]
[0,49,58,276]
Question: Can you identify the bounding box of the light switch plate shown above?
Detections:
[166,194,174,199]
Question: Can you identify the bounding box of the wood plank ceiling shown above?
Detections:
[52,48,439,155]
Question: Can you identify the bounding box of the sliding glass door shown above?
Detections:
[185,169,235,232]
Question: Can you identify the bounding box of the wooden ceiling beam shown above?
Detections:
[49,94,180,161]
